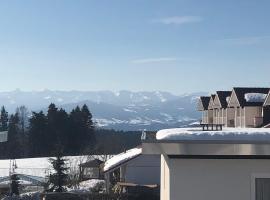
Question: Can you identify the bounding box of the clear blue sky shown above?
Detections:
[0,0,270,94]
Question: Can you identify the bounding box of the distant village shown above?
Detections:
[197,87,270,128]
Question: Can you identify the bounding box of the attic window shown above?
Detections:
[244,93,267,103]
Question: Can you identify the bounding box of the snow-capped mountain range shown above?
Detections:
[0,90,206,131]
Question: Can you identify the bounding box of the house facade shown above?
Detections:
[198,87,270,128]
[227,87,269,128]
[207,95,216,124]
[213,91,232,126]
[197,96,210,124]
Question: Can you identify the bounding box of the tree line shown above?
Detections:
[0,103,95,158]
[0,104,142,159]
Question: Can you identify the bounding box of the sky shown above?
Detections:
[0,0,270,94]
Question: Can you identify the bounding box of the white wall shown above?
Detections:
[161,158,270,200]
[161,155,170,200]
[124,154,160,185]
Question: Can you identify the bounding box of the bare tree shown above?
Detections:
[16,106,29,134]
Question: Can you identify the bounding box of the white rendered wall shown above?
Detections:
[161,155,170,200]
[161,158,270,200]
[124,154,160,185]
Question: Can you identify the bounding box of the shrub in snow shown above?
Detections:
[90,181,105,193]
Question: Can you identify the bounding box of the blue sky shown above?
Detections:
[0,0,270,94]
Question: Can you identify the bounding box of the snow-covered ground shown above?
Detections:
[104,147,142,172]
[0,155,102,178]
[68,179,105,193]
[156,128,270,141]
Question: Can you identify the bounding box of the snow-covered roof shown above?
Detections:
[156,128,270,141]
[104,147,142,172]
[244,93,267,103]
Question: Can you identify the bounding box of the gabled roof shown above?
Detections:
[233,87,270,107]
[208,94,216,110]
[216,91,232,108]
[103,147,142,173]
[80,159,103,168]
[264,91,270,107]
[197,96,210,111]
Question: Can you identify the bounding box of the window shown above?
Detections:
[252,174,270,200]
[255,178,270,200]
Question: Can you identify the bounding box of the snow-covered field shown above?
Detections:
[156,128,270,141]
[0,155,103,178]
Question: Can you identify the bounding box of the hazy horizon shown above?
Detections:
[0,88,208,96]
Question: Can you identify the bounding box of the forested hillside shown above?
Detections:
[0,104,141,159]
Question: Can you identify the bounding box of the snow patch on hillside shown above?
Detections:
[123,108,137,113]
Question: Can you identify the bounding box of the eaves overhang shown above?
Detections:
[142,140,270,156]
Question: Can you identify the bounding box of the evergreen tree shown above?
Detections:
[7,113,22,158]
[28,111,48,156]
[27,104,96,157]
[10,174,20,196]
[47,104,69,151]
[48,153,69,192]
[81,104,94,130]
[68,105,95,154]
[0,106,8,131]
[81,104,95,149]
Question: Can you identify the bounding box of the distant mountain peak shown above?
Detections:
[0,90,206,131]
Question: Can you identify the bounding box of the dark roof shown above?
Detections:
[80,159,103,168]
[264,92,270,106]
[200,96,211,110]
[216,91,232,108]
[233,87,270,107]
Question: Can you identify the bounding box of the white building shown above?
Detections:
[103,147,160,192]
[143,128,270,200]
